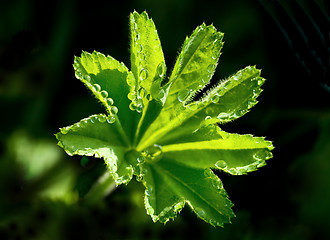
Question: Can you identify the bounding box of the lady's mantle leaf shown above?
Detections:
[141,159,234,227]
[73,51,137,142]
[56,114,133,185]
[56,11,274,227]
[161,124,274,175]
[138,66,265,151]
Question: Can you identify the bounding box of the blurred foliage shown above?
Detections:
[0,0,329,239]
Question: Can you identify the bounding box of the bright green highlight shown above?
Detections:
[56,11,273,227]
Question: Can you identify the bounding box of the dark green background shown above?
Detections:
[1,0,329,239]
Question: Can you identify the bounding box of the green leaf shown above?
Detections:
[56,11,274,227]
[73,50,137,143]
[129,11,169,144]
[161,125,273,175]
[141,159,234,226]
[56,114,133,185]
[138,66,264,150]
[166,23,224,107]
[129,11,166,100]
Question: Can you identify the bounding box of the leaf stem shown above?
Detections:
[82,171,117,206]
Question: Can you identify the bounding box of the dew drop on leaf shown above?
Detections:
[157,89,165,100]
[139,87,146,98]
[107,116,116,124]
[110,106,118,115]
[211,94,220,103]
[133,22,137,30]
[195,208,206,218]
[129,102,137,111]
[93,84,101,92]
[215,160,227,169]
[228,168,238,175]
[146,187,153,196]
[94,151,101,158]
[139,68,148,80]
[144,144,163,162]
[205,116,212,120]
[217,112,229,120]
[61,128,69,134]
[137,44,143,53]
[207,64,215,73]
[100,90,108,98]
[136,104,143,113]
[127,92,135,100]
[134,32,140,42]
[137,156,145,163]
[146,94,152,101]
[98,115,107,123]
[106,98,114,106]
[188,102,198,111]
[177,89,190,102]
[156,61,166,78]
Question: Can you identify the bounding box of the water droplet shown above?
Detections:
[215,160,227,169]
[93,84,101,92]
[177,89,190,102]
[137,156,144,163]
[228,168,238,175]
[205,116,212,120]
[100,90,108,98]
[195,208,206,218]
[211,94,220,103]
[107,116,116,124]
[110,106,118,115]
[133,22,137,30]
[85,75,91,81]
[139,87,146,98]
[94,151,101,158]
[61,127,69,134]
[256,150,272,161]
[136,104,143,113]
[98,115,107,123]
[106,98,114,106]
[258,159,267,167]
[134,32,140,41]
[188,102,198,111]
[266,151,273,159]
[233,75,239,81]
[217,112,229,120]
[129,102,136,111]
[76,72,82,78]
[146,94,152,101]
[137,44,143,53]
[127,92,135,100]
[139,68,148,80]
[144,144,163,162]
[257,78,264,85]
[207,64,215,73]
[248,99,258,108]
[157,89,165,99]
[146,187,153,196]
[156,62,166,78]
